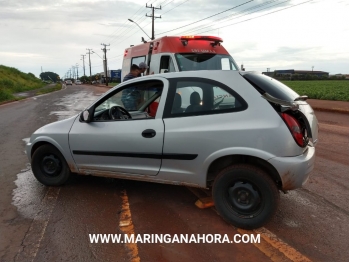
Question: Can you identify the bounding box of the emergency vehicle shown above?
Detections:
[121,35,239,80]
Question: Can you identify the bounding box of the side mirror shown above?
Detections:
[80,110,91,123]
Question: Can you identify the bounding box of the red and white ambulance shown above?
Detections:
[121,35,239,81]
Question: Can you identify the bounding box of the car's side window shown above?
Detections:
[164,78,247,118]
[131,56,145,67]
[172,86,203,114]
[160,55,175,73]
[94,80,163,121]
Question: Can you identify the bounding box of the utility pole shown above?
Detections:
[86,48,92,77]
[146,3,161,40]
[81,55,86,76]
[72,66,76,79]
[101,43,110,86]
[69,69,71,79]
[76,63,79,79]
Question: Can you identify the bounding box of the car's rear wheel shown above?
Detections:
[212,164,279,229]
[31,144,71,186]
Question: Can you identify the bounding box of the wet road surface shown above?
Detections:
[0,85,348,261]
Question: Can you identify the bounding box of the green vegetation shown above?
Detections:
[282,80,349,101]
[36,83,62,95]
[108,82,120,86]
[79,75,90,83]
[0,65,61,103]
[40,71,60,82]
[0,65,45,102]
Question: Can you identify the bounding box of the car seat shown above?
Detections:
[185,92,202,112]
[172,93,183,114]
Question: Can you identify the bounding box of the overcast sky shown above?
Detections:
[0,0,348,78]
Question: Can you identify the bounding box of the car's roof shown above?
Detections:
[114,70,262,91]
[155,70,261,80]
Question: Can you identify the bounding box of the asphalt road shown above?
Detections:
[0,84,348,262]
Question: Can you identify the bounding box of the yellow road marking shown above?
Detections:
[119,190,140,262]
[238,228,312,262]
[186,188,312,262]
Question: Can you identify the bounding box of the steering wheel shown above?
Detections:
[109,106,132,120]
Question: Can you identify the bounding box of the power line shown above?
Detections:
[159,0,170,6]
[157,0,253,35]
[108,1,166,46]
[109,16,149,46]
[103,1,148,43]
[160,0,189,16]
[109,15,149,46]
[177,0,285,35]
[193,0,314,35]
[162,0,174,8]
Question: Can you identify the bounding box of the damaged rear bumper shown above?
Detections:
[268,146,315,191]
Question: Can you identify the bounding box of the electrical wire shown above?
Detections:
[109,16,149,46]
[162,0,175,8]
[157,0,253,35]
[160,0,189,16]
[103,0,149,43]
[158,0,170,7]
[178,0,288,36]
[99,0,315,70]
[193,0,314,35]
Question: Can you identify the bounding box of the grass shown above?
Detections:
[35,83,62,95]
[107,82,120,86]
[0,65,64,103]
[281,80,349,101]
[0,65,46,103]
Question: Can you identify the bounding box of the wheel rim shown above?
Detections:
[40,154,62,177]
[227,181,262,216]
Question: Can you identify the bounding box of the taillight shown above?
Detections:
[281,113,304,147]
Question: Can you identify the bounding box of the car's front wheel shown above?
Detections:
[212,164,279,229]
[31,144,71,186]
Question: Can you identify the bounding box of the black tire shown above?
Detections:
[31,144,71,186]
[212,164,279,229]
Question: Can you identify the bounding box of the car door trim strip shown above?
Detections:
[72,150,197,160]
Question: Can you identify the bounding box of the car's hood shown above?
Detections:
[32,114,79,137]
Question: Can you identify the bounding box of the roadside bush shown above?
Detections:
[0,79,15,89]
[0,88,14,102]
[28,72,36,79]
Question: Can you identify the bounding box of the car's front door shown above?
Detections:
[69,79,167,176]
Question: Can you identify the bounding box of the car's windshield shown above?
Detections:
[175,53,238,71]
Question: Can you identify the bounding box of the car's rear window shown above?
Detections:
[243,73,299,101]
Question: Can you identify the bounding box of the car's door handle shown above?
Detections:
[142,129,156,138]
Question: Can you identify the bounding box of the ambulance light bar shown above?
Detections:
[180,36,223,42]
[180,36,223,47]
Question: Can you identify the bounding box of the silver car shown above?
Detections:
[26,71,318,229]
